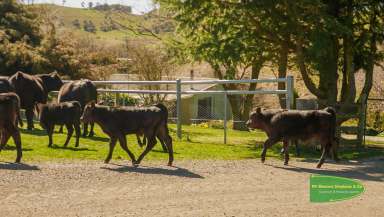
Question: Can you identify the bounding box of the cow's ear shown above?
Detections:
[256,107,261,114]
[90,101,96,108]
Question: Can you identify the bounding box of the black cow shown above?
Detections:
[0,77,14,93]
[58,79,97,137]
[37,101,82,148]
[0,93,22,163]
[246,107,338,168]
[8,71,63,130]
[136,103,169,152]
[81,102,173,166]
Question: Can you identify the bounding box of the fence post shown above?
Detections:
[286,76,294,109]
[176,79,182,140]
[115,93,120,106]
[223,92,228,144]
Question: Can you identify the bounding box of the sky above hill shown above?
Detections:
[30,0,155,14]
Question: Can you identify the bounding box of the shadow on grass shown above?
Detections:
[0,162,40,171]
[20,128,46,137]
[269,157,384,182]
[149,149,179,154]
[102,164,204,179]
[2,145,33,151]
[85,135,110,143]
[49,144,97,152]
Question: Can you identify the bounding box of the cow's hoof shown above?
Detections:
[316,164,322,169]
[104,160,110,164]
[261,158,265,163]
[284,162,288,166]
[168,162,173,167]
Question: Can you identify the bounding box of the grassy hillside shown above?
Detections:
[34,4,172,42]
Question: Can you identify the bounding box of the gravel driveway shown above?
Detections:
[0,158,383,217]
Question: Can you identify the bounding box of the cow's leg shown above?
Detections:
[74,122,81,147]
[283,139,290,165]
[25,108,34,130]
[64,123,73,147]
[261,137,279,163]
[143,136,147,147]
[47,124,54,147]
[135,136,157,166]
[158,136,168,153]
[17,116,23,128]
[163,135,173,166]
[105,136,117,164]
[157,126,173,165]
[331,137,339,162]
[317,142,331,168]
[11,128,22,163]
[88,122,95,137]
[0,130,11,151]
[118,135,136,165]
[82,123,88,137]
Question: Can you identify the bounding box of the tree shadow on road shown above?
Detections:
[269,157,384,182]
[0,161,40,171]
[101,164,204,179]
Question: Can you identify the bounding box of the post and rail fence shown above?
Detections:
[52,76,295,144]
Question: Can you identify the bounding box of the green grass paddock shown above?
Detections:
[0,124,383,163]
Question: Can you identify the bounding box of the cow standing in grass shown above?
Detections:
[0,93,23,163]
[8,71,63,130]
[0,77,14,93]
[81,102,173,166]
[58,79,97,137]
[246,107,338,168]
[136,104,169,152]
[37,101,82,148]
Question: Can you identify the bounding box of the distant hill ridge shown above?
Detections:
[33,4,172,41]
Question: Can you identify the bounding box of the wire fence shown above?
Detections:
[53,77,294,144]
[366,98,384,136]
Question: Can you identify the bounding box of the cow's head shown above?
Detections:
[81,101,96,123]
[246,107,265,130]
[39,71,63,92]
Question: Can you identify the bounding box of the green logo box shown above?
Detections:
[310,175,364,203]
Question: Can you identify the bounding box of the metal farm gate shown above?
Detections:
[56,76,294,144]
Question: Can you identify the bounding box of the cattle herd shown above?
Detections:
[0,72,339,168]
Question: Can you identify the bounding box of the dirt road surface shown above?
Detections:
[0,158,383,217]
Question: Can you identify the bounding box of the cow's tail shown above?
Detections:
[155,103,169,125]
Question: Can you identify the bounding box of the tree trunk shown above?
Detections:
[277,43,289,108]
[340,0,356,104]
[358,7,377,104]
[227,60,263,130]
